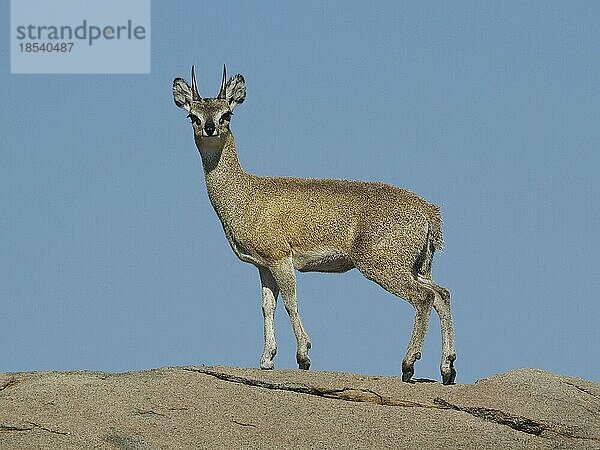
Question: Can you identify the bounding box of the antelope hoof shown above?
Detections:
[260,348,276,370]
[441,354,457,385]
[260,360,274,370]
[297,355,311,370]
[297,340,311,370]
[442,367,456,385]
[401,361,414,382]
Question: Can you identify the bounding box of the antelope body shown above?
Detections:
[173,66,457,384]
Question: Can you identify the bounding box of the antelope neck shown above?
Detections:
[196,132,250,222]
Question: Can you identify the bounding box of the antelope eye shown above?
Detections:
[219,111,233,124]
[187,114,201,125]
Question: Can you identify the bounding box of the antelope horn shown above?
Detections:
[218,64,227,99]
[191,65,201,100]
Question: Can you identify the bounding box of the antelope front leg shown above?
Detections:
[258,266,279,370]
[269,257,312,369]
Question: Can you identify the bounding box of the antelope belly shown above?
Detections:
[293,248,354,273]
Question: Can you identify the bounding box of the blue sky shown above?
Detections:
[1,1,599,384]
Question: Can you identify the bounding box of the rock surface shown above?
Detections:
[0,366,598,449]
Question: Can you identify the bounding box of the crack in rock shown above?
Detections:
[233,419,257,428]
[134,409,165,418]
[433,398,597,443]
[0,378,20,392]
[562,380,599,401]
[182,367,598,444]
[433,398,545,436]
[0,424,33,433]
[0,422,68,436]
[182,367,431,408]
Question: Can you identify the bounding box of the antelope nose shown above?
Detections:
[204,121,216,136]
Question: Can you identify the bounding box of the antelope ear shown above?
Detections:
[225,74,246,110]
[173,78,192,111]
